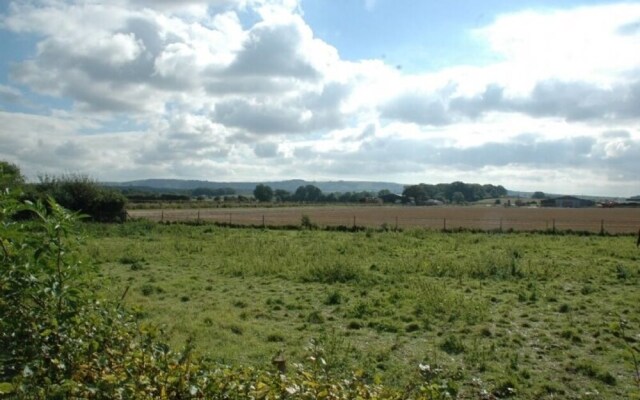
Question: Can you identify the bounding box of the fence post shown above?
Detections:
[500,218,503,232]
[197,210,200,223]
[395,216,398,231]
[161,209,164,222]
[443,218,447,231]
[552,219,556,233]
[600,219,604,235]
[353,216,356,228]
[262,214,265,228]
[229,212,232,224]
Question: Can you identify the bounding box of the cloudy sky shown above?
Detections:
[0,0,639,196]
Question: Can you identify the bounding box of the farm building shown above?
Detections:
[540,196,595,208]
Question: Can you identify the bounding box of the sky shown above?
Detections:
[0,0,639,197]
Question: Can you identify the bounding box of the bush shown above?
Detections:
[33,174,127,222]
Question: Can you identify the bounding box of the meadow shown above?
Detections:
[82,221,640,399]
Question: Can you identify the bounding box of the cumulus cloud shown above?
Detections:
[1,0,640,195]
[253,142,279,157]
[225,17,319,79]
[0,85,25,105]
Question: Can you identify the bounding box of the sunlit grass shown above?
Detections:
[81,221,640,398]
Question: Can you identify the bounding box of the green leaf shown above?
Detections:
[0,382,14,394]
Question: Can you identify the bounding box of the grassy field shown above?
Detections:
[129,205,640,234]
[82,221,640,398]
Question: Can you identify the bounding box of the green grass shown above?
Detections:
[81,221,640,398]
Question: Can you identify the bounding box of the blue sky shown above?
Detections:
[0,0,639,196]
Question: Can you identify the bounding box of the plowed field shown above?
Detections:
[129,206,640,234]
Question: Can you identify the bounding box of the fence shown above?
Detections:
[129,207,640,234]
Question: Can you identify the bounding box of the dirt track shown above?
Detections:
[128,205,640,234]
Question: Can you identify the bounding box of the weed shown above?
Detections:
[229,324,243,335]
[301,215,317,230]
[440,335,465,355]
[303,263,364,284]
[616,265,629,280]
[405,322,421,333]
[346,321,362,330]
[232,300,248,308]
[324,290,343,305]
[141,284,155,296]
[265,333,285,343]
[307,310,325,324]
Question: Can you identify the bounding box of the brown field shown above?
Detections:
[128,205,640,234]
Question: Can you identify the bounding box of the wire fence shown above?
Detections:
[129,207,640,234]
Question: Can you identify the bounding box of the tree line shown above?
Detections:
[402,182,507,204]
[118,186,237,202]
[253,181,507,204]
[253,183,384,203]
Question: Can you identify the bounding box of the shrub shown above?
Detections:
[301,214,317,230]
[33,174,127,222]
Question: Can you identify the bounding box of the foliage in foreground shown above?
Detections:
[0,192,457,399]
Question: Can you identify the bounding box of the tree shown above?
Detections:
[274,189,290,202]
[452,191,466,204]
[293,185,322,202]
[253,184,273,202]
[0,161,24,191]
[532,191,546,199]
[403,185,427,203]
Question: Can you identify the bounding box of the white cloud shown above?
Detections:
[474,3,640,86]
[1,1,640,195]
[0,84,25,105]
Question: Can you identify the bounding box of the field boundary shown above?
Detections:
[128,206,640,234]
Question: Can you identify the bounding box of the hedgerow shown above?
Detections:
[0,191,454,399]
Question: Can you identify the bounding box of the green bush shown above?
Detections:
[33,174,127,222]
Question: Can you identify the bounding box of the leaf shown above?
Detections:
[0,382,14,394]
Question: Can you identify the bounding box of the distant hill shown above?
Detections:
[104,179,407,195]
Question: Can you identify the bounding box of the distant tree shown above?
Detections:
[452,191,466,204]
[274,189,291,202]
[377,189,391,197]
[0,161,24,191]
[403,185,427,203]
[192,187,236,197]
[253,184,273,202]
[532,191,546,199]
[324,192,338,202]
[293,185,322,202]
